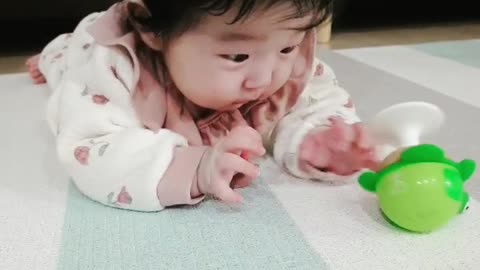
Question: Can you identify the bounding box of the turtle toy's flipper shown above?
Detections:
[457,159,476,182]
[359,172,379,193]
[400,144,445,163]
[399,144,476,182]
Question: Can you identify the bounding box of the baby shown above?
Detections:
[26,0,379,211]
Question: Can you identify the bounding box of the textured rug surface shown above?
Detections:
[1,40,480,270]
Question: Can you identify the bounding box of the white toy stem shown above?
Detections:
[400,128,421,147]
[375,129,419,160]
[368,101,445,159]
[377,145,398,161]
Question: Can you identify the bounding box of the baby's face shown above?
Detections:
[162,3,313,111]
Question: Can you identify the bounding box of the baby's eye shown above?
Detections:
[280,45,297,54]
[221,54,249,63]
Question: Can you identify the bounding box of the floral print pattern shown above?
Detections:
[74,140,110,165]
[314,63,323,76]
[50,52,64,64]
[81,86,89,96]
[89,139,110,156]
[344,98,354,108]
[107,186,133,205]
[92,95,109,105]
[80,85,110,105]
[74,146,90,165]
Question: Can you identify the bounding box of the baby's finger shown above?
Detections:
[230,126,262,143]
[224,153,260,180]
[299,161,322,176]
[231,173,255,189]
[353,124,374,150]
[325,119,354,152]
[212,180,243,203]
[30,73,41,80]
[302,140,331,169]
[378,147,405,170]
[222,133,266,157]
[363,160,380,172]
[25,58,34,66]
[299,133,317,160]
[310,146,331,169]
[30,71,42,80]
[327,151,352,175]
[34,77,47,84]
[240,151,250,161]
[31,69,42,76]
[240,150,264,163]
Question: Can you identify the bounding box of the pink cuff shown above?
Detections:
[156,146,208,207]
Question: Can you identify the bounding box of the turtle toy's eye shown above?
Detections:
[460,192,470,213]
[463,201,470,212]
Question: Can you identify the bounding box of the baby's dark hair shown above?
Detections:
[137,0,332,40]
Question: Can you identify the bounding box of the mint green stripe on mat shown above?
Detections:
[57,178,327,270]
[411,39,480,68]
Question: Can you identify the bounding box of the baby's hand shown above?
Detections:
[299,117,379,176]
[196,126,266,203]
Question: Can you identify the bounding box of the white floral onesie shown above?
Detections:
[38,2,360,212]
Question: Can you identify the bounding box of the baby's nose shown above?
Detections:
[244,71,272,90]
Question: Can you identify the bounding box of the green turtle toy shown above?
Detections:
[359,144,476,233]
[359,101,477,233]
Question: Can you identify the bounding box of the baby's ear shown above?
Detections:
[126,0,150,17]
[125,0,163,51]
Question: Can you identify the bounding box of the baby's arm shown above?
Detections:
[270,59,361,181]
[47,80,207,211]
[41,42,207,212]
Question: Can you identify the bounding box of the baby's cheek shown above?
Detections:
[213,73,243,96]
[276,68,291,86]
[268,65,294,96]
[287,49,304,77]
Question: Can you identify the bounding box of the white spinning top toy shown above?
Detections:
[368,101,446,159]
